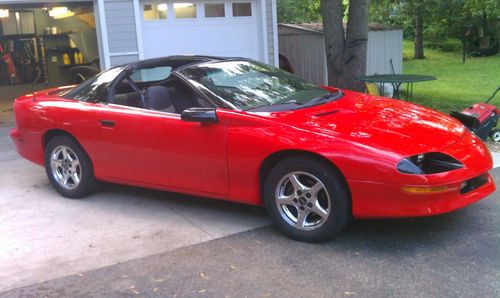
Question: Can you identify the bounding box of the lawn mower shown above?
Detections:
[450,86,500,142]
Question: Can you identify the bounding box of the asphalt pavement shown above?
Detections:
[1,166,499,297]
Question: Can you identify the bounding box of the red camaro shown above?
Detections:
[11,56,495,242]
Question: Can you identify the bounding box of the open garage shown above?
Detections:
[0,0,278,100]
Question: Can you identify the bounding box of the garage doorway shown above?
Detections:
[0,1,99,101]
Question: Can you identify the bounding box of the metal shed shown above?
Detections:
[278,23,403,85]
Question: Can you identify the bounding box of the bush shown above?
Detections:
[425,38,463,53]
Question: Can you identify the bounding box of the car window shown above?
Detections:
[129,66,172,83]
[64,67,125,102]
[179,60,331,111]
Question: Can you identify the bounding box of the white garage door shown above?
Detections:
[140,1,262,60]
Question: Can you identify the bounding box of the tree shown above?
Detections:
[320,0,371,91]
[277,0,321,23]
[414,0,425,59]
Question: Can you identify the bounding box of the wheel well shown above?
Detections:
[259,150,350,198]
[43,129,77,148]
[43,129,96,172]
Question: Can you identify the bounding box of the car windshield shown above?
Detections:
[179,60,340,111]
[64,67,125,102]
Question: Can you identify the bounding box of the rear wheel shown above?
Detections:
[263,157,351,242]
[45,135,97,198]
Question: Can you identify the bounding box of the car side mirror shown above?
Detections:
[181,108,218,123]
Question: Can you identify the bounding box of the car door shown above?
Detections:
[91,103,228,196]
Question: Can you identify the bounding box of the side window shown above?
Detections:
[147,77,212,113]
[174,2,197,18]
[205,3,225,18]
[232,3,252,17]
[129,66,172,83]
[143,3,168,20]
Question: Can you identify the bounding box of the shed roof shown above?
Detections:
[279,22,400,34]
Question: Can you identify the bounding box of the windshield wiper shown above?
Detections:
[301,91,344,107]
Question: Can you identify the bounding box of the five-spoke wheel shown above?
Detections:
[50,145,82,190]
[264,156,351,242]
[276,171,331,230]
[45,135,97,198]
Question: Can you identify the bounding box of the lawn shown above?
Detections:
[402,41,500,113]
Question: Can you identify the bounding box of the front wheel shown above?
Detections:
[490,128,500,142]
[44,135,97,198]
[263,157,351,242]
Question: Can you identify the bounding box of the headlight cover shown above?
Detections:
[397,152,464,174]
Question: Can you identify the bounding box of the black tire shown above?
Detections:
[490,128,500,142]
[263,156,351,242]
[44,134,97,198]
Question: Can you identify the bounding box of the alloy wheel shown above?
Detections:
[275,171,332,231]
[50,145,82,190]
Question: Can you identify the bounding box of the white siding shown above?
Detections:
[110,54,140,66]
[101,0,140,67]
[266,0,275,65]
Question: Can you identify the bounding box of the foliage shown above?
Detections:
[369,0,500,54]
[425,38,463,52]
[403,40,500,113]
[276,0,321,23]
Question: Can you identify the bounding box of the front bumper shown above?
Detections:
[349,172,495,218]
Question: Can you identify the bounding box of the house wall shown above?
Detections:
[97,0,277,68]
[98,0,140,67]
[278,25,403,85]
[265,0,276,65]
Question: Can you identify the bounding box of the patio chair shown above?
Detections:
[365,82,380,96]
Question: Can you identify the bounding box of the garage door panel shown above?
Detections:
[141,1,262,61]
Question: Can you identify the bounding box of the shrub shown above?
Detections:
[425,38,463,53]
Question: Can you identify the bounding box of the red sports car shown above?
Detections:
[11,56,495,242]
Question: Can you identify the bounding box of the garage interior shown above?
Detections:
[0,1,99,100]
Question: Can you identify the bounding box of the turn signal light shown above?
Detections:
[401,185,450,194]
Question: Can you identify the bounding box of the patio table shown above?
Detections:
[357,74,437,100]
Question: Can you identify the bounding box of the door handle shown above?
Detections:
[100,120,115,127]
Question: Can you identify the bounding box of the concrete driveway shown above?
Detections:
[0,123,270,291]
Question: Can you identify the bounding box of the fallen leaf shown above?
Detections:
[153,288,159,292]
[131,289,140,295]
[199,272,209,279]
[198,289,206,293]
[129,286,136,289]
[229,265,237,270]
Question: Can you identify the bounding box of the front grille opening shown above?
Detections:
[460,174,489,194]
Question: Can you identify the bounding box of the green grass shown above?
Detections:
[402,40,500,113]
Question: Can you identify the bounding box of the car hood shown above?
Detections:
[262,90,466,156]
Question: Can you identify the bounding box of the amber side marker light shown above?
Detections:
[401,185,452,194]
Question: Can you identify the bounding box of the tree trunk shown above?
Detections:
[414,0,425,59]
[342,0,370,91]
[320,0,345,87]
[321,0,370,91]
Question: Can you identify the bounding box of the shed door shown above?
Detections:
[140,1,261,60]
